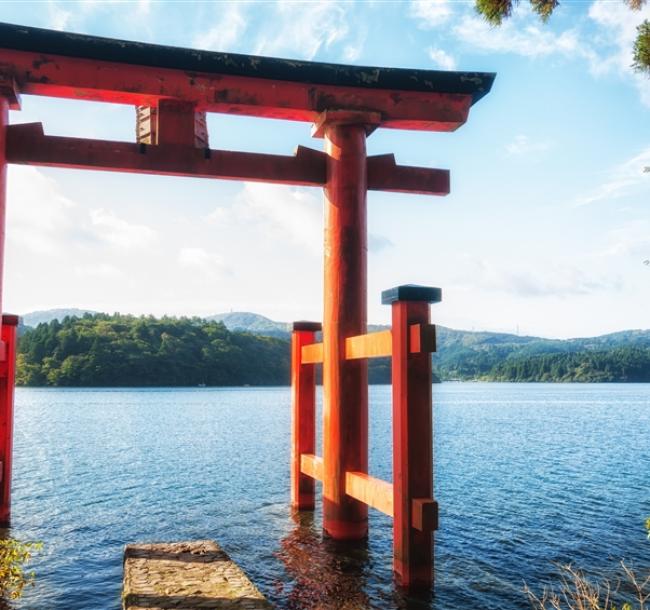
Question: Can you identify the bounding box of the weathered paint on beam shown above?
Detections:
[0,23,495,131]
[0,48,472,131]
[0,23,496,131]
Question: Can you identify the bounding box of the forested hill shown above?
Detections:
[15,313,650,386]
[17,315,289,387]
[213,312,650,382]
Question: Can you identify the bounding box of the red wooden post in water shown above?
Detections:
[320,113,378,540]
[290,321,321,511]
[384,285,441,589]
[0,315,17,526]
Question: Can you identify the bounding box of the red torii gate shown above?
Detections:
[0,23,494,591]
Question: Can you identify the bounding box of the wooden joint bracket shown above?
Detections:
[311,109,382,138]
[0,74,21,110]
[412,498,438,532]
[409,324,436,354]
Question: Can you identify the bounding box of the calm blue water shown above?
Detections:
[7,384,650,609]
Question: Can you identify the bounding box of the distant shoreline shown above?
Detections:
[15,380,650,389]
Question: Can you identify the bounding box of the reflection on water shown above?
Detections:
[275,510,435,610]
[275,510,371,609]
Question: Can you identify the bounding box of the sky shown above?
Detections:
[0,0,649,339]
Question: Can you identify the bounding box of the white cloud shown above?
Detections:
[505,134,552,156]
[48,2,72,31]
[454,14,584,59]
[576,147,650,206]
[428,46,457,70]
[446,1,649,107]
[588,0,650,106]
[369,233,393,252]
[7,167,80,255]
[253,1,353,60]
[74,263,124,278]
[8,168,159,257]
[193,4,248,52]
[453,256,621,298]
[178,247,226,278]
[136,0,150,16]
[89,208,157,249]
[343,29,367,63]
[237,183,322,254]
[601,220,650,259]
[409,0,452,28]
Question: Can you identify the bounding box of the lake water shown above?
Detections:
[8,384,650,609]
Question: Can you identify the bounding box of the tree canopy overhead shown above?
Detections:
[475,0,650,74]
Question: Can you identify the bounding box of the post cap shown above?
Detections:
[292,321,322,332]
[2,314,20,326]
[381,285,442,305]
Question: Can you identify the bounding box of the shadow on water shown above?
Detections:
[273,511,435,610]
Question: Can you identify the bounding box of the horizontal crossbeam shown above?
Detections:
[299,454,323,482]
[345,471,394,517]
[345,330,392,360]
[0,24,495,131]
[300,343,323,365]
[298,456,437,531]
[343,325,437,361]
[300,325,436,364]
[367,154,449,196]
[5,123,324,186]
[5,124,450,195]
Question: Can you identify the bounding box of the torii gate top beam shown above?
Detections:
[0,22,495,132]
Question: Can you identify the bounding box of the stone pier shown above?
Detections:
[122,540,272,609]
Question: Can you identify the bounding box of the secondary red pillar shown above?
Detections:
[321,119,369,540]
[0,315,17,526]
[290,321,321,511]
[0,83,19,526]
[384,284,441,589]
[0,92,8,330]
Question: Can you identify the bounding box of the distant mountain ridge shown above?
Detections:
[21,308,99,328]
[20,308,650,349]
[206,312,290,337]
[18,309,650,382]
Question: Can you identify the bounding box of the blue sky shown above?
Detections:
[1,0,649,338]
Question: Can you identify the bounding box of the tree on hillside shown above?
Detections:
[475,0,650,73]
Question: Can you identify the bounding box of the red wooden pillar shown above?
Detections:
[0,315,17,526]
[321,115,374,540]
[0,81,19,526]
[384,284,441,589]
[291,321,321,510]
[0,89,9,327]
